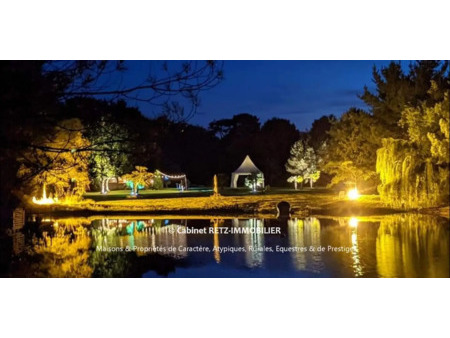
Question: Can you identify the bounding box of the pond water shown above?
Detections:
[1,214,448,277]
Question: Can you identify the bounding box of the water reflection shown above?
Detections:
[32,223,92,277]
[232,218,265,268]
[376,214,449,278]
[1,213,448,277]
[287,217,323,273]
[350,221,363,277]
[212,219,222,263]
[92,218,188,259]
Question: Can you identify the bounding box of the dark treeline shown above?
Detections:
[65,99,310,188]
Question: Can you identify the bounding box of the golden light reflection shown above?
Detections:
[32,224,92,277]
[351,228,363,277]
[287,217,323,273]
[376,214,449,277]
[212,219,222,263]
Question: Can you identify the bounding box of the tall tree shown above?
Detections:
[17,119,91,201]
[377,88,449,208]
[286,140,308,189]
[322,108,384,191]
[308,115,336,151]
[286,140,320,189]
[257,118,300,186]
[209,113,261,175]
[122,166,154,195]
[361,61,449,136]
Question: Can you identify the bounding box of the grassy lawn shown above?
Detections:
[84,187,333,201]
[84,187,213,201]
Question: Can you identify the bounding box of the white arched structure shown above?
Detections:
[230,155,264,188]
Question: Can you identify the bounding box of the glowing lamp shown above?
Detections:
[349,217,359,228]
[347,188,360,200]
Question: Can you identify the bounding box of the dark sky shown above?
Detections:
[120,60,407,131]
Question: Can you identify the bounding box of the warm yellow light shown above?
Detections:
[32,195,58,205]
[347,188,360,200]
[32,185,58,205]
[349,217,359,228]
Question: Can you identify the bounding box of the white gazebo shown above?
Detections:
[230,155,265,188]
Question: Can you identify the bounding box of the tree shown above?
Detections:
[257,118,300,186]
[285,140,320,189]
[161,122,220,185]
[321,108,384,191]
[17,118,91,201]
[58,61,224,121]
[376,89,449,208]
[308,115,336,151]
[360,61,449,136]
[209,113,261,175]
[244,173,264,191]
[286,140,308,189]
[122,166,154,195]
[86,115,133,192]
[152,170,164,190]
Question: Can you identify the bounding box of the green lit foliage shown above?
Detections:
[306,170,321,187]
[324,161,368,189]
[122,166,154,195]
[321,108,384,190]
[285,139,320,189]
[376,91,449,208]
[244,173,264,191]
[87,116,132,189]
[287,175,303,188]
[361,61,449,135]
[17,118,90,200]
[152,170,164,190]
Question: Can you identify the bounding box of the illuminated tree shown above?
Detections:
[361,61,449,135]
[322,108,384,190]
[287,175,304,189]
[286,140,308,189]
[376,90,449,208]
[17,118,91,201]
[122,166,154,195]
[286,140,320,189]
[86,115,133,192]
[244,173,264,191]
[152,170,164,190]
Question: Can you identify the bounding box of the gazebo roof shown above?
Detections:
[232,155,262,174]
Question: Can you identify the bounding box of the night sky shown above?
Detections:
[120,60,409,131]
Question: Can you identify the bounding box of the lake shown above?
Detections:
[1,214,448,277]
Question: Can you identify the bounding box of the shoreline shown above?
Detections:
[25,193,450,219]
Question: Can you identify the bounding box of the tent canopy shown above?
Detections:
[230,155,264,188]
